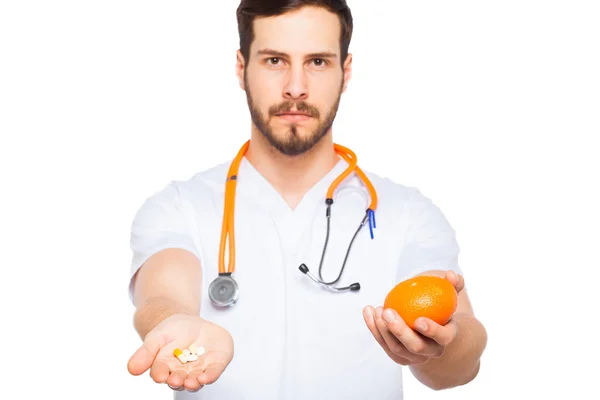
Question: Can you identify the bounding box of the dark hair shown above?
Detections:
[236,0,353,66]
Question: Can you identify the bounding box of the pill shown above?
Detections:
[188,344,199,355]
[187,354,199,362]
[183,349,191,356]
[196,346,206,356]
[173,348,187,364]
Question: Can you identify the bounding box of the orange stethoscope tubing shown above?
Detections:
[218,140,378,277]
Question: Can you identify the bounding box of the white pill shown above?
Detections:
[196,346,206,356]
[187,354,199,362]
[188,344,199,355]
[177,355,188,364]
[183,349,191,356]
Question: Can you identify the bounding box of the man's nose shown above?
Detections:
[282,66,308,100]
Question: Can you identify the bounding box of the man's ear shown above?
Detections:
[236,49,246,91]
[342,53,352,93]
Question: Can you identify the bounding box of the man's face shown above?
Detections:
[238,6,351,156]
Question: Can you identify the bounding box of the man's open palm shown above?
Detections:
[127,314,234,392]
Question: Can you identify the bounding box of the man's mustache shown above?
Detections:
[269,101,320,118]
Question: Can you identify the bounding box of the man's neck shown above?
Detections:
[245,130,339,210]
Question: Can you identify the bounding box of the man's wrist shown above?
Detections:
[134,296,196,339]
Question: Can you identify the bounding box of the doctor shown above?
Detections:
[126,1,488,398]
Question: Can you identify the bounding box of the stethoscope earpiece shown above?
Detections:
[299,263,362,292]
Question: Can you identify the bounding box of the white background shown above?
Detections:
[1,0,599,398]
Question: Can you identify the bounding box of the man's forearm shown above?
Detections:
[133,296,196,340]
[410,312,488,390]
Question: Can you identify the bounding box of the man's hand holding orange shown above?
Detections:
[363,271,464,366]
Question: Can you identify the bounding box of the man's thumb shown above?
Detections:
[127,331,165,376]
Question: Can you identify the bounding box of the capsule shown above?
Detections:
[173,348,187,364]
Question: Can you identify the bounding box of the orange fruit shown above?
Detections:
[384,275,458,330]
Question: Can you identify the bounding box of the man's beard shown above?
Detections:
[244,74,343,156]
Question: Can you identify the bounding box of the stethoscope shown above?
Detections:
[208,140,378,307]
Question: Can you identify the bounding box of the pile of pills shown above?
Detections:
[173,344,205,364]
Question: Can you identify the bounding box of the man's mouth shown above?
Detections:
[275,111,313,122]
[276,111,311,116]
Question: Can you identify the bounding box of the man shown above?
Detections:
[126,1,488,398]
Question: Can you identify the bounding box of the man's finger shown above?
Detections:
[381,309,443,358]
[149,361,170,383]
[363,307,387,348]
[198,362,227,385]
[365,307,403,360]
[363,306,419,365]
[184,370,204,392]
[127,332,166,376]
[167,369,187,389]
[414,317,457,347]
[446,270,465,293]
[375,308,419,360]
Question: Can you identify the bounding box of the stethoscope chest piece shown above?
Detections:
[209,275,239,307]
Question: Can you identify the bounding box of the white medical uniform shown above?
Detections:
[128,155,463,400]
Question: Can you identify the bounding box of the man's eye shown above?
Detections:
[268,57,280,64]
[312,58,326,67]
